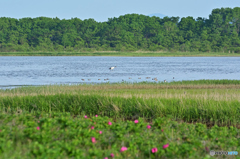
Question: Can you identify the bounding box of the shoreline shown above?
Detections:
[1,79,240,90]
[0,52,240,57]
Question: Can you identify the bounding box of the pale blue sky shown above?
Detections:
[1,0,240,22]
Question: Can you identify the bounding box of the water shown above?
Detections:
[0,56,240,89]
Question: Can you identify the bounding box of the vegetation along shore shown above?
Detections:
[0,51,240,57]
[0,80,239,158]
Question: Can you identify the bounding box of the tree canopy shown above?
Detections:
[1,7,240,53]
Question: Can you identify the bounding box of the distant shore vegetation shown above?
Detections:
[1,7,240,54]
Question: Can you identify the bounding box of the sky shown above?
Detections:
[1,0,240,22]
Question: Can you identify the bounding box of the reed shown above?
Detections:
[1,80,240,127]
[0,91,239,127]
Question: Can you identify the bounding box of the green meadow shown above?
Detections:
[0,80,239,158]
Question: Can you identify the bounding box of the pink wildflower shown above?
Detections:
[110,153,114,157]
[163,143,169,149]
[104,158,108,159]
[95,115,98,117]
[161,129,164,132]
[84,115,87,119]
[120,147,127,152]
[37,127,40,130]
[205,147,209,152]
[147,125,151,129]
[91,137,96,143]
[152,147,158,153]
[134,120,138,124]
[91,126,94,129]
[108,122,112,125]
[99,131,102,134]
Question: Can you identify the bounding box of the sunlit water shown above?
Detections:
[0,56,240,89]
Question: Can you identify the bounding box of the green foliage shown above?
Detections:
[0,81,240,158]
[0,113,239,158]
[1,7,240,52]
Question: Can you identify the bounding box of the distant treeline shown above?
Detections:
[1,7,240,53]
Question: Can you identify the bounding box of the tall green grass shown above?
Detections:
[0,93,239,127]
[1,80,240,127]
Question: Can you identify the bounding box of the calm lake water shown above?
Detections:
[0,56,240,89]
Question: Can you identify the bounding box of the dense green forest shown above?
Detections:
[1,7,240,53]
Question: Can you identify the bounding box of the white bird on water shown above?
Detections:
[109,66,116,70]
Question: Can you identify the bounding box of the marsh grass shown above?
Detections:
[1,79,240,96]
[0,80,240,128]
[0,80,240,158]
